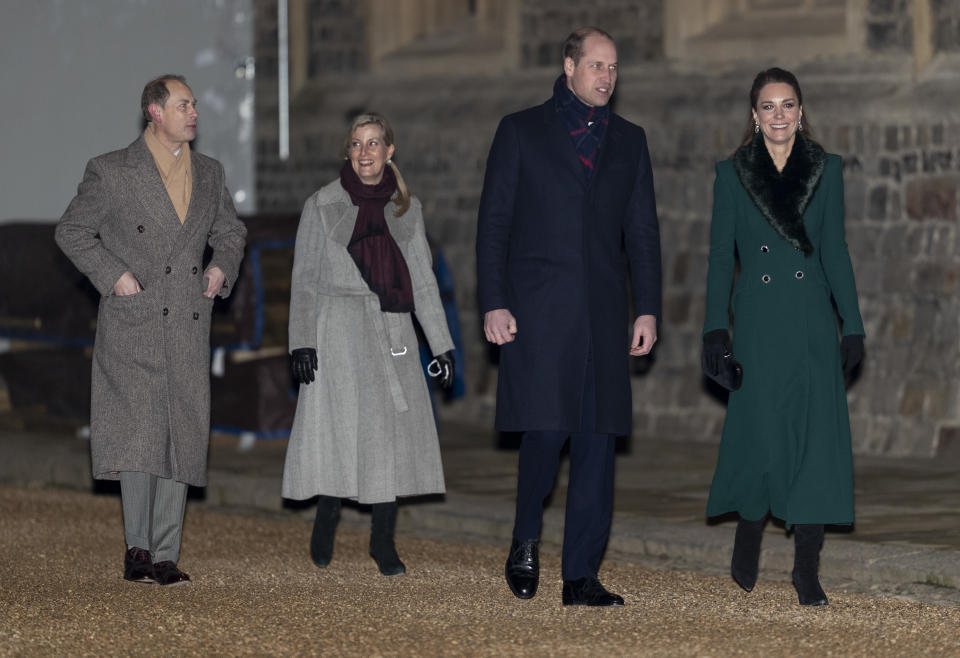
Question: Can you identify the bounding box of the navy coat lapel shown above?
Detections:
[588,118,623,197]
[542,100,588,189]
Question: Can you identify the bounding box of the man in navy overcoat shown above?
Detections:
[476,27,662,606]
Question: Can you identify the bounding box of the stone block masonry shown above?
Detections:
[252,1,960,458]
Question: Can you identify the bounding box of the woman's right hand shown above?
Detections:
[291,348,318,385]
[701,329,732,377]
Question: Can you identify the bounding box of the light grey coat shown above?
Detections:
[55,135,247,486]
[283,180,454,504]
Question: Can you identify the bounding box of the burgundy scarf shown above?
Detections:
[340,161,415,312]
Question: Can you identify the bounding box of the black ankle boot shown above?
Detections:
[310,495,341,567]
[792,523,828,606]
[731,516,766,592]
[370,502,405,576]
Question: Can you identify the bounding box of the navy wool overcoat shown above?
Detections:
[476,98,662,435]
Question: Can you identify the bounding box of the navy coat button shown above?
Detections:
[795,270,804,279]
[165,266,172,274]
[761,274,771,284]
[193,312,199,320]
[162,307,169,316]
[760,245,769,253]
[192,266,198,274]
[137,225,145,233]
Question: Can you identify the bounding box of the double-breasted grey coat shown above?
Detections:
[55,135,247,486]
[283,180,454,504]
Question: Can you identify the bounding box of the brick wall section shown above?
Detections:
[836,119,960,455]
[253,3,960,457]
[254,0,368,213]
[307,0,367,76]
[933,0,960,52]
[865,0,913,53]
[519,0,664,67]
[641,73,960,457]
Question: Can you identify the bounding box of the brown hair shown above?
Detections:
[740,67,813,146]
[561,27,615,67]
[342,112,411,217]
[141,74,188,123]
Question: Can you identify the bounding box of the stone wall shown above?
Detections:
[519,0,664,66]
[865,0,913,53]
[306,0,367,76]
[843,115,960,455]
[253,1,960,457]
[933,0,960,51]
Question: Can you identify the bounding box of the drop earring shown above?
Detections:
[798,117,803,132]
[754,121,760,134]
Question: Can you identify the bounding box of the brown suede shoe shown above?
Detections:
[123,547,157,584]
[153,561,191,586]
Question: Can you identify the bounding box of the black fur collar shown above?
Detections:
[732,132,825,255]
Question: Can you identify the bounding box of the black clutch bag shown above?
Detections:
[702,351,743,392]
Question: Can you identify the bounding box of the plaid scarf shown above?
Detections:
[553,74,609,178]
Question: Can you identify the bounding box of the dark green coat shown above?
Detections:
[703,135,864,526]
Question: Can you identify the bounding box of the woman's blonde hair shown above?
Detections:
[342,112,411,217]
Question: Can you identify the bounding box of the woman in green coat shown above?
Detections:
[701,68,864,606]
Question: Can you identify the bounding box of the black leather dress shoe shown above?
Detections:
[123,547,156,584]
[562,577,624,607]
[505,538,539,599]
[153,561,191,586]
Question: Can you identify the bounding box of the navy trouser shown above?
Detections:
[511,345,617,581]
[513,431,616,580]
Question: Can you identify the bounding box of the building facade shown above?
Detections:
[254,0,960,458]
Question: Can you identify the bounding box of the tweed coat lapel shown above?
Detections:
[543,100,587,189]
[169,153,216,258]
[121,136,182,239]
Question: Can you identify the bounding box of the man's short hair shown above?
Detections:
[561,27,615,66]
[141,74,188,123]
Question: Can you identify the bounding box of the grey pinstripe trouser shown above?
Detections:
[119,472,189,564]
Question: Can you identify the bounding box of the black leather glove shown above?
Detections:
[701,329,732,378]
[431,350,455,389]
[291,347,318,385]
[840,334,864,377]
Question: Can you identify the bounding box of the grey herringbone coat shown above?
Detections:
[282,180,453,503]
[55,135,246,486]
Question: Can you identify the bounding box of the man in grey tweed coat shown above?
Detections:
[55,75,246,586]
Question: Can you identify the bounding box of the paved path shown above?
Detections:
[2,485,959,657]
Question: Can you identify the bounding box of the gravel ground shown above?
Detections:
[1,485,958,657]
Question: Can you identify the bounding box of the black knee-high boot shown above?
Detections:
[731,516,766,592]
[792,523,828,606]
[370,502,405,576]
[310,495,341,567]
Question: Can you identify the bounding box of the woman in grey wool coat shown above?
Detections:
[283,113,455,576]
